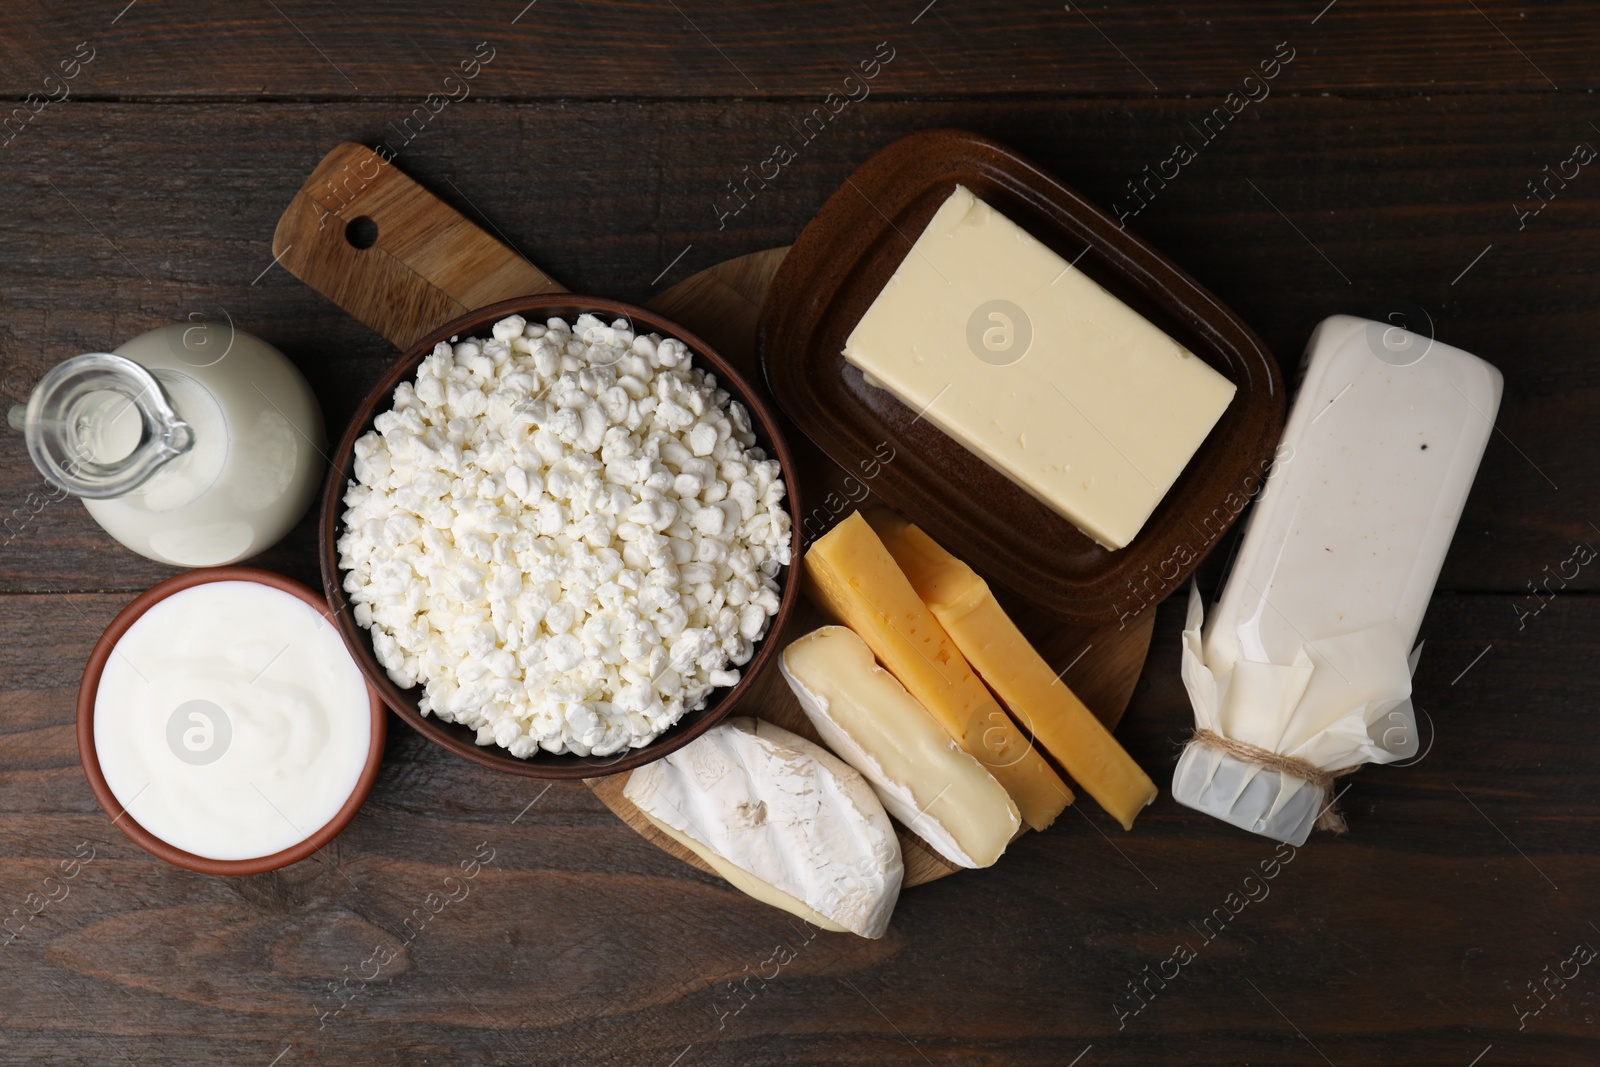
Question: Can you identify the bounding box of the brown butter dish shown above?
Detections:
[757,128,1284,625]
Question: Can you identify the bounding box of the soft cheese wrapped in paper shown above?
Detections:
[1174,315,1501,845]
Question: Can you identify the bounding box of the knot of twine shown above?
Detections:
[1190,728,1356,834]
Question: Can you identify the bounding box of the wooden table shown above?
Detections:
[1,3,1595,1064]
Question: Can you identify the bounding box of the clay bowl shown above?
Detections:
[77,567,387,876]
[320,295,802,780]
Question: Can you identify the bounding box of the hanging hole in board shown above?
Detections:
[345,216,379,250]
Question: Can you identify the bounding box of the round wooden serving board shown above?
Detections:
[274,142,1157,890]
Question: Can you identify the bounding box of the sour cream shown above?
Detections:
[92,579,373,862]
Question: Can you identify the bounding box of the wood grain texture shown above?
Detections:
[1,591,1596,1065]
[0,2,1596,97]
[0,5,1596,1059]
[1,96,1596,598]
[273,141,563,351]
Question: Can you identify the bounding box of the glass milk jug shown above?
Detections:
[9,323,326,567]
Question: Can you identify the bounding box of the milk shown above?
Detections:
[86,324,326,566]
[16,322,326,567]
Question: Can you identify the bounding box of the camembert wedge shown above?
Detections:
[803,511,1073,830]
[867,510,1158,830]
[623,717,902,938]
[781,625,1021,868]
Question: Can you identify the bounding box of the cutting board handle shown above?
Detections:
[271,141,565,351]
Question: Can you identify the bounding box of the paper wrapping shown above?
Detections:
[1174,584,1422,846]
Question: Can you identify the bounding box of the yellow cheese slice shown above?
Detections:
[803,511,1073,830]
[866,510,1158,830]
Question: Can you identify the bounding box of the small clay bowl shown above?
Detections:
[77,567,387,876]
[320,295,802,781]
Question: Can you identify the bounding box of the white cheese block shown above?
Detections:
[1174,314,1503,844]
[842,184,1237,550]
[780,625,1019,868]
[623,717,903,938]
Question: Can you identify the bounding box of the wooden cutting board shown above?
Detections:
[274,142,1157,890]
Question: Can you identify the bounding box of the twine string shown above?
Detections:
[1190,727,1356,834]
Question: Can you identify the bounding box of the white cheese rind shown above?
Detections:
[633,809,848,933]
[780,626,1019,868]
[623,717,902,937]
[841,185,1236,550]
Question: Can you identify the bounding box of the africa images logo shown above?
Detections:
[966,300,1033,367]
[166,699,232,766]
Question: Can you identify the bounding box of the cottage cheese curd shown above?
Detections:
[338,314,791,757]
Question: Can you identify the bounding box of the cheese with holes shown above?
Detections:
[781,625,1020,868]
[803,511,1073,830]
[867,510,1158,830]
[841,184,1236,550]
[623,717,902,938]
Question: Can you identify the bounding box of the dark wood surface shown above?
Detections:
[0,3,1596,1064]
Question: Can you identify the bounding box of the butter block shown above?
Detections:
[624,717,902,938]
[867,510,1158,830]
[842,184,1236,549]
[781,625,1021,868]
[803,511,1073,830]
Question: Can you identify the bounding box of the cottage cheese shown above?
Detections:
[337,314,791,757]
